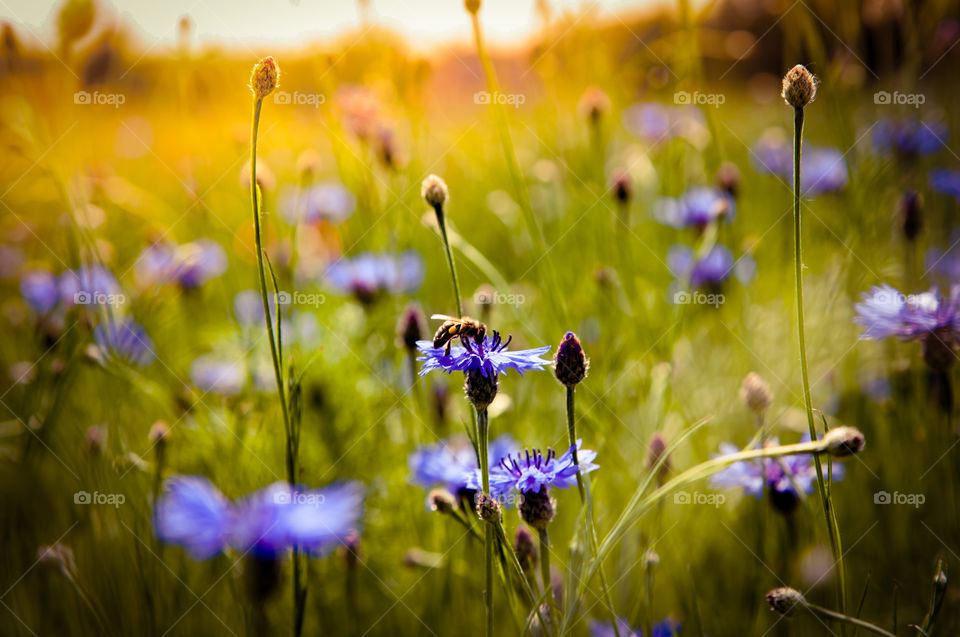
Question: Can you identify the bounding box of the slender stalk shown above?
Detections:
[538,528,553,615]
[792,104,846,622]
[803,602,896,637]
[477,407,493,637]
[565,385,620,637]
[251,96,303,637]
[438,215,464,317]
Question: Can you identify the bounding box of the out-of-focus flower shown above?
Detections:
[929,168,960,202]
[135,239,227,289]
[654,187,734,229]
[578,86,611,123]
[589,617,680,637]
[337,85,380,141]
[20,269,59,313]
[190,355,246,396]
[872,118,947,157]
[752,128,793,175]
[154,476,234,559]
[94,318,155,367]
[408,433,518,497]
[279,183,356,225]
[622,102,708,147]
[59,265,122,307]
[751,131,847,195]
[324,251,424,302]
[667,244,735,287]
[416,332,550,379]
[472,440,598,497]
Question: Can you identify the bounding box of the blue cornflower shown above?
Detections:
[325,250,424,302]
[751,129,793,175]
[416,331,551,379]
[622,102,707,147]
[134,239,227,289]
[154,476,364,560]
[589,617,680,637]
[653,187,735,229]
[872,118,946,156]
[709,436,844,503]
[925,240,960,281]
[668,244,742,288]
[58,265,122,307]
[797,146,848,195]
[20,269,60,314]
[473,440,598,497]
[190,355,247,396]
[280,182,356,224]
[93,318,155,367]
[929,168,960,202]
[409,433,518,496]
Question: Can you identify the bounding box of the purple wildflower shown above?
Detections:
[190,355,246,396]
[408,434,518,496]
[416,331,550,379]
[472,440,598,497]
[59,265,122,307]
[854,284,960,341]
[93,318,155,367]
[654,187,734,229]
[20,269,60,314]
[590,617,680,637]
[134,239,227,289]
[667,244,735,287]
[324,251,424,302]
[154,476,234,559]
[280,183,356,224]
[930,169,960,202]
[872,118,947,157]
[751,132,847,195]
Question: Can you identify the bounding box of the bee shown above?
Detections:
[431,314,487,356]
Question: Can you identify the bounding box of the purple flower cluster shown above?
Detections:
[872,118,947,157]
[154,475,364,559]
[408,434,518,496]
[324,251,424,302]
[854,284,960,341]
[653,187,735,229]
[20,265,122,314]
[416,332,551,379]
[134,239,227,289]
[466,440,598,498]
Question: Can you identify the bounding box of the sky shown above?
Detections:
[2,0,666,53]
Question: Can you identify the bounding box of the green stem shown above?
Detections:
[477,407,493,637]
[434,204,464,317]
[792,104,846,623]
[538,527,554,616]
[565,386,621,637]
[805,602,896,637]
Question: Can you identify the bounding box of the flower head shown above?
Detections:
[476,440,598,497]
[854,284,960,341]
[324,251,424,303]
[280,182,356,225]
[781,64,817,108]
[249,56,279,99]
[930,168,960,202]
[94,318,155,367]
[654,187,734,229]
[190,355,246,396]
[154,476,234,559]
[421,174,449,209]
[872,118,946,157]
[408,433,517,496]
[554,331,589,387]
[589,617,680,637]
[417,331,550,379]
[59,265,121,307]
[135,239,227,289]
[20,269,59,314]
[668,244,735,288]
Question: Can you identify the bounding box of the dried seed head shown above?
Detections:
[519,487,556,529]
[464,367,499,409]
[740,372,773,414]
[766,586,806,616]
[821,426,866,457]
[475,493,502,524]
[397,303,426,351]
[249,56,280,100]
[421,174,449,209]
[37,543,77,575]
[428,488,457,514]
[781,64,817,109]
[554,331,589,387]
[514,525,539,573]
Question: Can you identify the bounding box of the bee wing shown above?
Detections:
[430,314,459,321]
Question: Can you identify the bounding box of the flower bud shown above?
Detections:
[428,488,457,515]
[821,426,865,457]
[397,303,426,351]
[514,525,538,573]
[519,487,556,529]
[740,372,773,414]
[922,329,957,373]
[717,161,741,198]
[339,529,361,570]
[766,586,806,616]
[475,493,502,524]
[421,174,448,209]
[148,420,170,445]
[554,331,589,387]
[898,190,923,242]
[249,56,280,100]
[611,171,632,205]
[464,368,499,409]
[37,543,77,575]
[646,432,670,484]
[781,64,817,109]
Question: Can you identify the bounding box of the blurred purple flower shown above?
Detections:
[154,476,234,559]
[325,251,424,302]
[751,133,847,195]
[94,318,155,367]
[929,169,960,202]
[872,118,947,156]
[409,434,518,495]
[416,332,550,379]
[668,244,735,287]
[20,269,60,313]
[280,183,356,224]
[189,355,246,396]
[654,187,734,229]
[590,617,680,637]
[622,102,707,146]
[854,284,960,341]
[59,265,122,307]
[135,239,226,289]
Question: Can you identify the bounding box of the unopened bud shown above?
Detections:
[148,420,170,445]
[514,525,539,572]
[646,432,670,483]
[475,493,502,524]
[821,426,865,457]
[766,586,806,616]
[898,190,923,242]
[428,488,457,515]
[781,64,817,109]
[84,424,107,456]
[421,174,448,209]
[464,0,481,15]
[717,161,741,198]
[740,372,773,414]
[612,171,632,205]
[519,487,556,529]
[397,303,426,351]
[554,331,589,387]
[249,56,280,100]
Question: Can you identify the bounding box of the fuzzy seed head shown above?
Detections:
[781,64,817,109]
[475,493,502,524]
[428,489,457,515]
[554,331,589,387]
[717,161,741,198]
[421,174,448,209]
[822,426,865,457]
[464,367,499,409]
[740,372,773,414]
[766,586,806,616]
[519,487,556,529]
[249,56,280,100]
